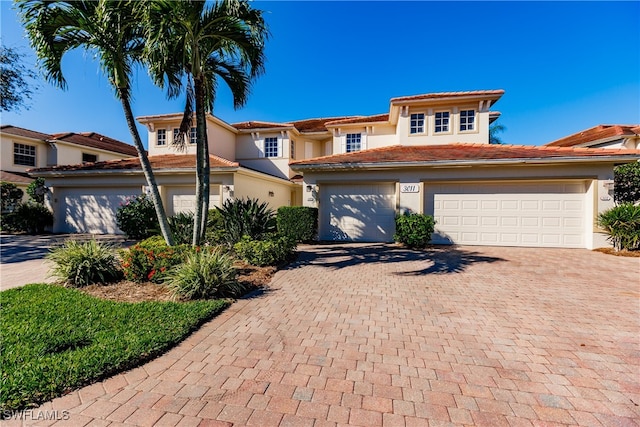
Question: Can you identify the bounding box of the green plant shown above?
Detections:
[614,162,640,204]
[116,194,159,240]
[26,177,47,204]
[169,212,195,245]
[11,202,53,234]
[1,182,23,213]
[120,236,190,283]
[394,213,436,248]
[165,247,241,300]
[204,208,225,245]
[46,240,122,287]
[277,206,318,242]
[234,234,297,267]
[597,203,640,251]
[217,198,276,245]
[0,283,228,413]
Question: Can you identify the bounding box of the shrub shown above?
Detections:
[394,213,436,248]
[169,212,194,245]
[277,206,318,242]
[1,182,23,213]
[120,236,191,283]
[26,177,47,204]
[597,203,640,251]
[614,162,640,204]
[204,208,225,245]
[11,202,53,234]
[46,240,122,287]
[116,194,158,239]
[164,247,241,300]
[217,198,276,245]
[234,234,297,267]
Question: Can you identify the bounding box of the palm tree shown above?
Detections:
[489,121,506,145]
[144,0,268,245]
[17,0,175,245]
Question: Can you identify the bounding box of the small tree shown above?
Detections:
[1,182,24,212]
[489,121,506,145]
[614,162,640,204]
[0,45,38,112]
[26,177,47,204]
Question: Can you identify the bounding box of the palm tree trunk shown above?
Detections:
[118,92,175,246]
[192,77,210,245]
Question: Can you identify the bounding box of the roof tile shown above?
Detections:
[545,124,640,147]
[1,125,51,140]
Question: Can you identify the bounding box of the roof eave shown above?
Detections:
[29,166,239,177]
[290,156,640,171]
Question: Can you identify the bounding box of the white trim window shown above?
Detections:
[82,153,98,163]
[157,129,167,146]
[434,111,450,133]
[346,133,362,153]
[460,110,475,131]
[189,127,197,144]
[410,113,425,134]
[264,137,279,158]
[173,128,181,144]
[14,143,36,166]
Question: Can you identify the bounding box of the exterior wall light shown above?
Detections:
[306,185,313,192]
[268,191,274,197]
[603,180,615,191]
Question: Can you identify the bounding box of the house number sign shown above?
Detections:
[400,184,420,193]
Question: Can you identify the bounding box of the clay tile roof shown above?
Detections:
[545,124,640,147]
[231,121,292,130]
[0,170,34,184]
[1,125,51,140]
[50,132,139,157]
[290,144,640,167]
[325,114,390,126]
[289,117,354,133]
[29,154,238,173]
[390,89,505,103]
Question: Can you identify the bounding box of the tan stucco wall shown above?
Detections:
[54,142,127,165]
[299,162,622,249]
[235,131,293,179]
[233,171,293,210]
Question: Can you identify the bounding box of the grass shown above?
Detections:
[0,283,229,414]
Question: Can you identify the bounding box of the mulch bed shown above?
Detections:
[78,263,277,303]
[593,247,640,257]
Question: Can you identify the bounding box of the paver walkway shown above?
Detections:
[8,244,640,426]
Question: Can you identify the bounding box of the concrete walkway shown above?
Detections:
[6,244,640,426]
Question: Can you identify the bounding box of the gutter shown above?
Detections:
[290,155,640,172]
[29,166,239,178]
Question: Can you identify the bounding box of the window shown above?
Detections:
[460,110,475,131]
[264,137,279,158]
[173,128,181,144]
[14,143,36,166]
[189,127,197,144]
[435,111,450,133]
[157,129,166,146]
[346,133,361,153]
[82,153,98,163]
[410,113,425,134]
[290,140,295,159]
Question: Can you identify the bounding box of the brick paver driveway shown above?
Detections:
[28,244,639,426]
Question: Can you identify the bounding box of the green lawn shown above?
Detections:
[0,284,229,413]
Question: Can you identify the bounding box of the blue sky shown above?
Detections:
[1,1,639,148]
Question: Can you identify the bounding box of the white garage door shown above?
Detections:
[425,181,588,248]
[319,183,396,242]
[166,186,220,216]
[60,187,141,234]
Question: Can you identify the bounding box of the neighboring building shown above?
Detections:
[545,124,640,149]
[0,125,138,200]
[28,90,640,249]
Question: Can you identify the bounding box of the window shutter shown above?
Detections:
[277,138,283,157]
[340,135,346,153]
[361,133,367,150]
[256,138,264,158]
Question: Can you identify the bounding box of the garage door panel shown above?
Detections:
[425,181,587,248]
[320,183,396,242]
[166,186,220,216]
[61,188,140,234]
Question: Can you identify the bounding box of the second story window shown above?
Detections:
[346,133,361,153]
[410,113,425,134]
[157,129,166,146]
[290,140,295,159]
[189,127,197,144]
[264,137,279,158]
[460,110,475,131]
[14,143,36,166]
[435,111,450,133]
[82,153,98,163]
[173,128,180,144]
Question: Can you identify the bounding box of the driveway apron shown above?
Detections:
[13,244,640,426]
